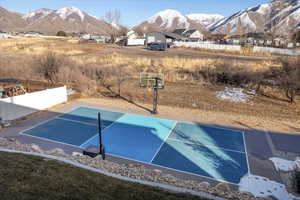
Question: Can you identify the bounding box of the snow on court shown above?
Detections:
[239,174,300,200]
[270,157,300,172]
[216,87,255,103]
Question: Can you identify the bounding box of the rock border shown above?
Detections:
[0,137,269,200]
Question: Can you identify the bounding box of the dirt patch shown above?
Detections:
[79,84,300,134]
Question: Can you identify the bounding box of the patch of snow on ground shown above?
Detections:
[216,87,254,103]
[239,174,299,200]
[270,157,299,172]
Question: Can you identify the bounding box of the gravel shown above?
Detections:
[0,137,270,200]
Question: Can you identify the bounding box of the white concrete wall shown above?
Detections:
[253,46,300,56]
[174,42,241,51]
[127,38,145,46]
[0,86,67,121]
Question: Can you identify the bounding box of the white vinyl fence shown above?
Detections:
[0,86,67,121]
[253,46,300,56]
[173,42,241,51]
[127,38,146,46]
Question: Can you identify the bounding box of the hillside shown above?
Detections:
[133,9,207,33]
[0,6,115,34]
[0,7,27,32]
[209,0,300,35]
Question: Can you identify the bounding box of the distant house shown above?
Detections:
[172,29,186,36]
[127,30,139,39]
[24,31,43,37]
[146,32,183,47]
[172,29,205,41]
[0,32,10,38]
[80,34,111,43]
[146,32,167,44]
[183,29,204,41]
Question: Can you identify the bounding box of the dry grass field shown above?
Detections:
[0,37,299,133]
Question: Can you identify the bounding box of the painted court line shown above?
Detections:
[149,122,178,163]
[20,107,81,135]
[166,138,246,154]
[105,151,240,186]
[184,121,244,135]
[18,106,248,185]
[19,130,242,186]
[19,132,80,149]
[79,114,127,148]
[242,131,251,175]
[57,117,98,127]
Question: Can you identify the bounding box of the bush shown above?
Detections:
[56,31,67,37]
[195,63,254,87]
[276,57,300,103]
[35,52,63,85]
[292,29,300,43]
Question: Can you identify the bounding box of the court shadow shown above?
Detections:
[101,86,153,114]
[1,102,299,186]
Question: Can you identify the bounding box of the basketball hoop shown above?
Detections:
[139,72,164,114]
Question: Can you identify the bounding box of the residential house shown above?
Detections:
[146,32,183,47]
[183,29,204,41]
[172,29,205,41]
[127,30,139,39]
[0,32,10,38]
[23,31,43,37]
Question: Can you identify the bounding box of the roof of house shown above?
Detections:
[172,29,186,35]
[183,29,198,37]
[164,32,183,40]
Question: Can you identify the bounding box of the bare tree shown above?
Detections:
[104,10,126,43]
[36,52,61,86]
[278,57,300,103]
[113,64,130,97]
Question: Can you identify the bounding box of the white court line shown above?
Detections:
[166,138,246,154]
[183,121,244,135]
[105,151,240,186]
[80,105,243,135]
[57,117,98,127]
[79,114,127,148]
[242,131,251,175]
[20,131,242,186]
[19,132,80,149]
[78,105,125,115]
[21,106,80,134]
[149,122,178,163]
[20,105,247,185]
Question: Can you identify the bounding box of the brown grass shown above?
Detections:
[0,37,299,133]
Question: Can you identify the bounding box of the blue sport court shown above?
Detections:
[21,106,249,184]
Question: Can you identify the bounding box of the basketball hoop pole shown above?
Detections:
[152,77,159,114]
[98,112,105,160]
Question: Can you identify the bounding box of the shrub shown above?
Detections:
[35,52,63,86]
[56,31,67,37]
[276,57,300,103]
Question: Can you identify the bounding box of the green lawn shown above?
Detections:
[0,152,207,200]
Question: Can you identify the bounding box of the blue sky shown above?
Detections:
[0,0,269,27]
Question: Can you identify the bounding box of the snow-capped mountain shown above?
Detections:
[23,8,54,24]
[134,9,206,33]
[23,6,114,34]
[209,0,300,35]
[187,14,224,27]
[56,6,86,21]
